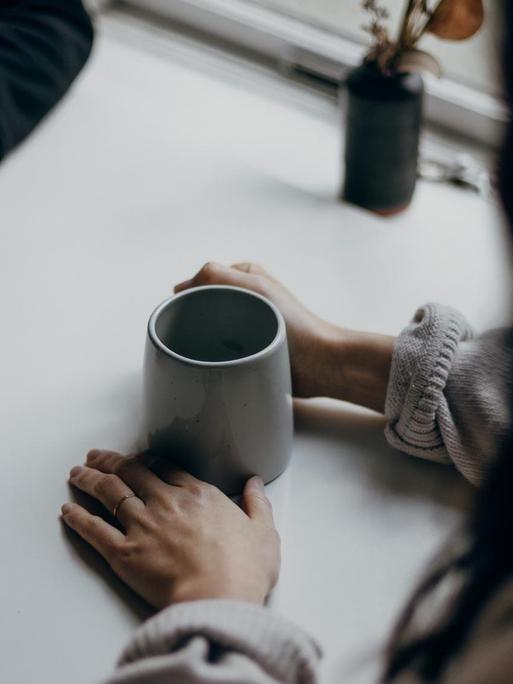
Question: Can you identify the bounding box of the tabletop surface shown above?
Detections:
[1,10,511,684]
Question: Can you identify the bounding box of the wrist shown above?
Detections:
[308,322,355,398]
[306,323,394,414]
[167,574,268,608]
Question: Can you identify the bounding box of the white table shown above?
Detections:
[1,11,511,684]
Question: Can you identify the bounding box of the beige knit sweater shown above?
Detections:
[104,304,513,684]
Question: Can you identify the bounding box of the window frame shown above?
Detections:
[113,0,508,148]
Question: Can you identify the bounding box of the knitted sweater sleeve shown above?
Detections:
[104,600,321,684]
[385,303,513,485]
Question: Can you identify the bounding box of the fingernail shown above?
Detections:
[174,278,192,292]
[69,466,82,478]
[251,476,265,493]
[86,449,101,462]
[61,503,72,515]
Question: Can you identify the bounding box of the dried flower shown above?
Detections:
[427,0,484,40]
[361,0,390,44]
[361,0,484,75]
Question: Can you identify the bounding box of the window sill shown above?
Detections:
[110,0,508,149]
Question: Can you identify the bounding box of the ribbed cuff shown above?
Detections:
[118,600,321,683]
[385,303,473,461]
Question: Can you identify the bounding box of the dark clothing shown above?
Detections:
[0,0,93,158]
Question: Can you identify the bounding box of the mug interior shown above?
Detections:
[154,288,279,362]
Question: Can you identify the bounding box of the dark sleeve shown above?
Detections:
[0,0,94,159]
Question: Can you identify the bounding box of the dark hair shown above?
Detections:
[383,427,513,681]
[383,3,513,681]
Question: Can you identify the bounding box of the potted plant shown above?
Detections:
[343,0,484,215]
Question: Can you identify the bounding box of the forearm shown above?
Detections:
[309,323,395,414]
[315,305,512,484]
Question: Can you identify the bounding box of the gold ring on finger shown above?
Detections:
[113,492,136,519]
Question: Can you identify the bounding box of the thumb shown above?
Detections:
[242,476,274,524]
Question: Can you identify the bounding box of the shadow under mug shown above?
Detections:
[142,285,293,494]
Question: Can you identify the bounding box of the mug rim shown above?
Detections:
[147,285,287,368]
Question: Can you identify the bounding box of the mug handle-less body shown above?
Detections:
[142,286,294,495]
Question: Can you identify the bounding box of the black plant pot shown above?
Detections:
[342,63,424,215]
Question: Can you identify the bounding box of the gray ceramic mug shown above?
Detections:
[142,285,293,494]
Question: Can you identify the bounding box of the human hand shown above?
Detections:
[175,262,394,413]
[174,262,336,398]
[61,449,280,609]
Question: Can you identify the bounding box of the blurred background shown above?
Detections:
[247,0,499,95]
[95,0,502,150]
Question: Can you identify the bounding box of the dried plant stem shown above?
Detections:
[362,0,484,75]
[397,0,445,53]
[397,0,417,51]
[413,11,434,43]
